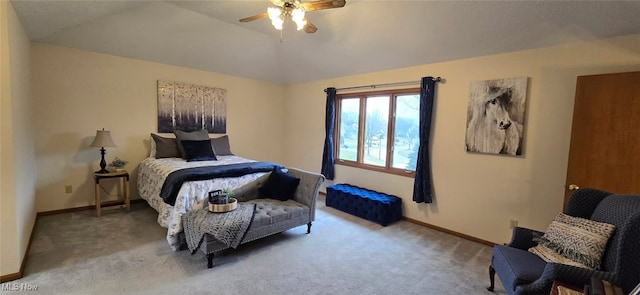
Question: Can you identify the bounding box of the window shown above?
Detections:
[335,88,420,176]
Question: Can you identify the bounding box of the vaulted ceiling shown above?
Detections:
[11,0,640,84]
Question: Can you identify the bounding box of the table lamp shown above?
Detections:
[89,129,116,174]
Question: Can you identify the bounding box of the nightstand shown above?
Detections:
[93,171,130,217]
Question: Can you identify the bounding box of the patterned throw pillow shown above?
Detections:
[528,243,591,269]
[528,213,615,269]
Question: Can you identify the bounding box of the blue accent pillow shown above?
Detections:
[258,168,300,201]
[174,129,209,159]
[180,140,217,162]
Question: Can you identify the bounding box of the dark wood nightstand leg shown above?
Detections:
[206,253,214,269]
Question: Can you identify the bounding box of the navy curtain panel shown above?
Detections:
[412,77,436,203]
[321,87,336,180]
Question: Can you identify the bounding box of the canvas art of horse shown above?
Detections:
[465,78,526,155]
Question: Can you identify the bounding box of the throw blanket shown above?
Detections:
[182,203,257,254]
[160,161,283,206]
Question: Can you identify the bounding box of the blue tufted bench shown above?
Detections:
[325,183,402,226]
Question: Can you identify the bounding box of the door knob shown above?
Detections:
[568,184,580,191]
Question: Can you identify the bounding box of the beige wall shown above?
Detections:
[31,44,286,212]
[285,34,640,244]
[1,1,37,277]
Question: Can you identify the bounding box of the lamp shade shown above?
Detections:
[89,130,116,148]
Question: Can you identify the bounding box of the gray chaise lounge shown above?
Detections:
[201,167,325,268]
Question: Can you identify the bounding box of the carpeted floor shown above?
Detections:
[11,196,505,294]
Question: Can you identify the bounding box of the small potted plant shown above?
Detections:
[110,157,128,172]
[221,188,234,204]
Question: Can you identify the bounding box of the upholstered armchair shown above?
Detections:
[487,188,640,295]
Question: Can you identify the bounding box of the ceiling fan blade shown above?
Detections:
[303,19,317,33]
[239,12,268,23]
[270,0,285,7]
[302,0,346,12]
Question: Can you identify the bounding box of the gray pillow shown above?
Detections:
[150,133,181,158]
[174,129,210,158]
[211,135,233,156]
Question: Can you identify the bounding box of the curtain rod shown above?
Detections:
[325,77,442,93]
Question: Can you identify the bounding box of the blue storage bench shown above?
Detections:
[325,184,402,226]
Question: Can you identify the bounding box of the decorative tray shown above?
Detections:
[208,198,237,213]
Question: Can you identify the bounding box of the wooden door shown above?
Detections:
[564,71,640,206]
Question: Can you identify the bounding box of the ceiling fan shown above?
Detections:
[239,0,346,33]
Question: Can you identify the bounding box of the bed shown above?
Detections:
[138,155,273,250]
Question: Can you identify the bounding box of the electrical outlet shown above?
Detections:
[65,185,72,194]
[510,219,518,229]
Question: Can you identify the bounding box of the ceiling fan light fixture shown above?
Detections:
[292,8,307,30]
[241,0,346,34]
[267,7,284,30]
